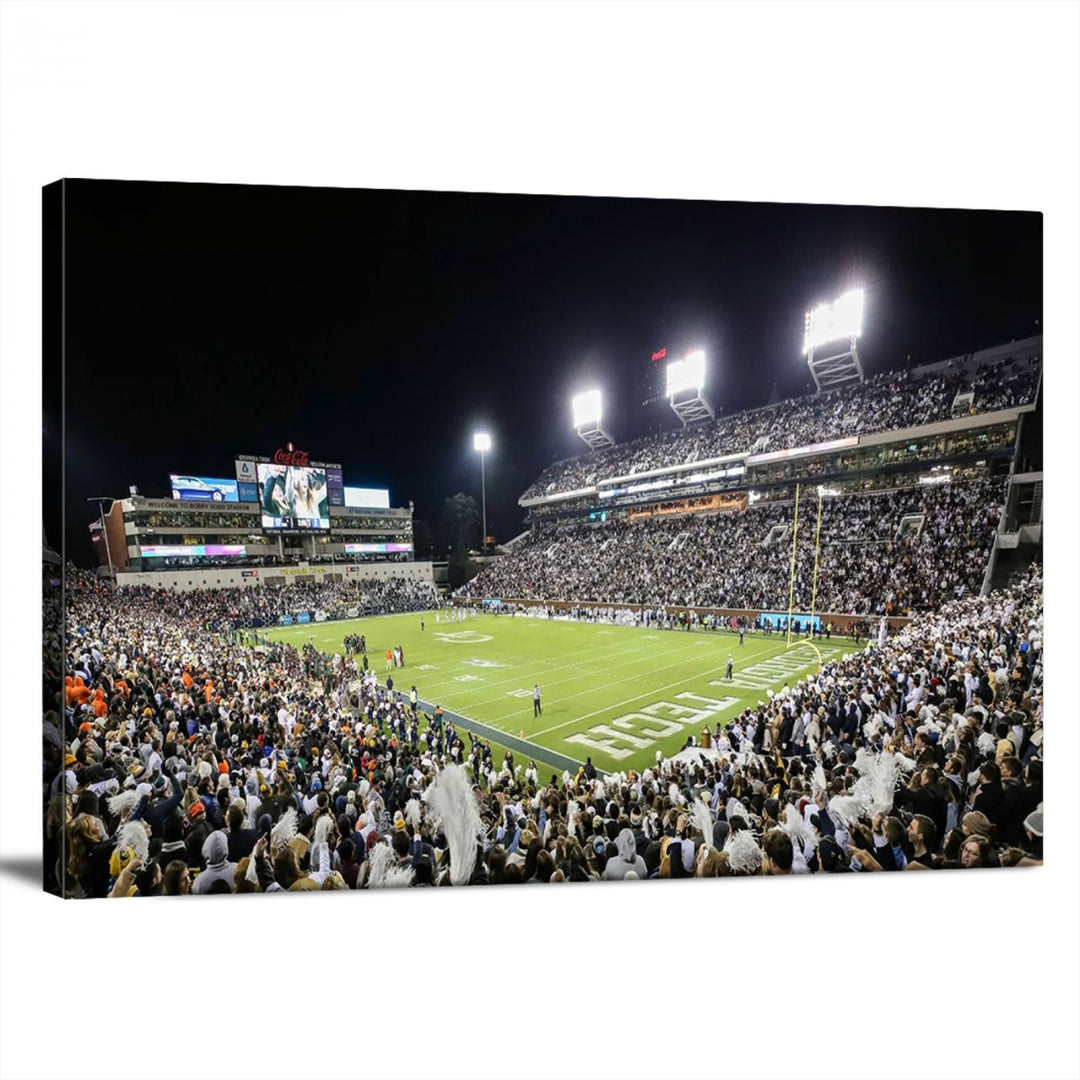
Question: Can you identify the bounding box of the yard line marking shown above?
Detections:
[413,635,659,698]
[453,631,732,713]
[369,630,639,695]
[530,639,823,738]
[509,637,790,734]
[413,625,702,700]
[417,641,669,709]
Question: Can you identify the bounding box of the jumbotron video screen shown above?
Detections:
[256,463,330,531]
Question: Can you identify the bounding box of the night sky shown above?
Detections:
[49,180,1042,565]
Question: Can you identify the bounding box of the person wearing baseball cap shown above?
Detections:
[184,802,211,870]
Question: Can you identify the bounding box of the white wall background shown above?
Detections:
[2,5,1078,1080]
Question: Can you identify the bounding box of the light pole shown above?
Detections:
[473,432,491,556]
[87,497,115,577]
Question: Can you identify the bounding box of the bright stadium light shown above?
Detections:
[473,432,491,554]
[571,388,614,449]
[803,289,866,393]
[572,389,603,428]
[666,350,707,397]
[666,349,713,425]
[803,289,865,354]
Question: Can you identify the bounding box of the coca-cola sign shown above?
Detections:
[273,446,309,467]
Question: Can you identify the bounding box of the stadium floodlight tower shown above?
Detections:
[803,288,866,393]
[666,349,714,425]
[571,389,614,450]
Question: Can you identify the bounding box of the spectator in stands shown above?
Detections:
[522,353,1039,501]
[51,551,1041,895]
[459,478,1004,617]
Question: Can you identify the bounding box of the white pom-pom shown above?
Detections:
[691,800,714,849]
[851,749,900,817]
[725,797,750,826]
[827,795,862,828]
[313,814,335,848]
[566,801,580,840]
[107,790,140,819]
[368,842,413,888]
[117,820,149,866]
[723,830,762,875]
[424,764,482,887]
[270,808,298,853]
[782,803,816,853]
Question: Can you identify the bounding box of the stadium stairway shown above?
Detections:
[983,470,1043,594]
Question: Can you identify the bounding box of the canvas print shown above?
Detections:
[42,181,1043,897]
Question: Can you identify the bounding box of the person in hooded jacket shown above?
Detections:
[603,827,648,881]
[192,830,237,893]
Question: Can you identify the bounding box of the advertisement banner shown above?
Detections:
[169,475,239,502]
[346,606,360,618]
[759,612,822,631]
[279,614,294,626]
[343,542,413,555]
[314,610,328,622]
[297,611,312,624]
[627,491,748,521]
[280,565,336,576]
[237,482,259,503]
[344,486,391,509]
[140,544,246,558]
[326,467,345,507]
[235,459,258,484]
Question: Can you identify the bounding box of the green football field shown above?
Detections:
[260,612,856,775]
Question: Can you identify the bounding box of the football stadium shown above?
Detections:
[48,324,1045,894]
[43,185,1045,897]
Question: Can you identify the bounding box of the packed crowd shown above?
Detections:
[80,575,439,634]
[459,477,1004,615]
[523,354,1040,500]
[45,556,1042,894]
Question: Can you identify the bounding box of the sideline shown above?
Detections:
[388,690,593,778]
